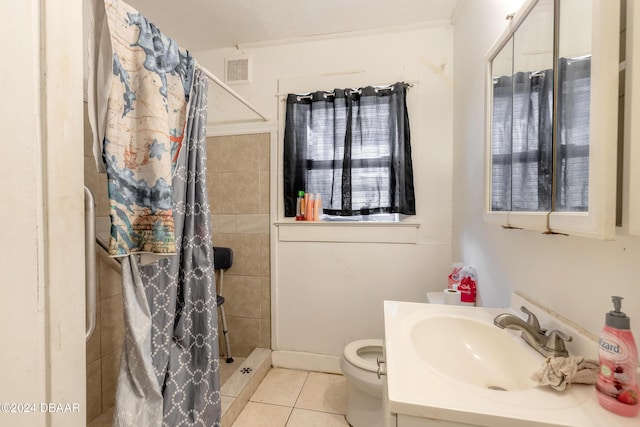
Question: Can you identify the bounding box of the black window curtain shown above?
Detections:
[283,82,415,217]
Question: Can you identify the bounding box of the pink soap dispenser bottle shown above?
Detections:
[596,296,639,417]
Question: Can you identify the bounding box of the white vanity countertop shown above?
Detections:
[383,300,639,427]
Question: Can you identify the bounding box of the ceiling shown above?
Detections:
[125,0,460,52]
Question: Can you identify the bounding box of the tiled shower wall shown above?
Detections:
[83,104,124,424]
[206,133,271,357]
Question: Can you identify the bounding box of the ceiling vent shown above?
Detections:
[225,55,251,84]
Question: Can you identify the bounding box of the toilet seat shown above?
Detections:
[343,339,383,372]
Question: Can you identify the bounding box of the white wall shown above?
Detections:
[1,0,85,425]
[196,24,454,362]
[0,2,47,422]
[453,0,640,339]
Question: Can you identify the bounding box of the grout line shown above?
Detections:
[235,368,351,427]
[291,371,310,410]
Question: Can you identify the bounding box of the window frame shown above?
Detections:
[279,79,416,223]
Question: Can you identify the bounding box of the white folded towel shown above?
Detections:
[531,356,599,391]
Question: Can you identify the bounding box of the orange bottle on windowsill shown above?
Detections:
[305,193,314,221]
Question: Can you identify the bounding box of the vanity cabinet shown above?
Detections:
[383,299,639,427]
[396,415,478,427]
[384,384,480,427]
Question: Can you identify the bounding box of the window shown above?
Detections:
[283,82,416,219]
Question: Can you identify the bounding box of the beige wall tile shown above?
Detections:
[259,171,270,214]
[258,134,270,172]
[260,277,271,321]
[221,172,260,214]
[96,180,110,218]
[101,349,121,410]
[220,135,260,173]
[206,137,221,174]
[87,406,114,427]
[226,316,260,357]
[85,163,110,218]
[223,275,261,318]
[212,232,230,249]
[86,304,102,364]
[207,173,223,215]
[259,234,270,278]
[210,215,220,235]
[84,155,100,193]
[207,133,271,359]
[100,294,124,355]
[218,215,237,233]
[260,319,271,349]
[223,234,260,277]
[86,359,102,423]
[236,214,269,234]
[98,251,122,301]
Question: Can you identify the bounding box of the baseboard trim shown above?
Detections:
[272,350,342,374]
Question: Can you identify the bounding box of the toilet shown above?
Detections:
[339,339,385,427]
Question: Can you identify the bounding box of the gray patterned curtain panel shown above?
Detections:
[115,69,221,427]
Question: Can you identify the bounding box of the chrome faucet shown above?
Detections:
[493,306,573,358]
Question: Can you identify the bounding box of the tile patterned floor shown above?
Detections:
[87,366,347,427]
[231,368,349,427]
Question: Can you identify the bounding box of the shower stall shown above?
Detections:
[83,102,273,425]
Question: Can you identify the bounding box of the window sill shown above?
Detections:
[274,220,420,243]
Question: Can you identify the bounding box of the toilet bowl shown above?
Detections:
[339,339,385,427]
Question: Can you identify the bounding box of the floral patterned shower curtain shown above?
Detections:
[91,0,195,258]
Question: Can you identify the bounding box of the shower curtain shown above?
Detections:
[88,1,221,424]
[115,68,221,426]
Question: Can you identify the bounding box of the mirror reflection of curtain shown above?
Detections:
[556,56,591,212]
[491,75,513,211]
[511,70,553,212]
[492,57,590,213]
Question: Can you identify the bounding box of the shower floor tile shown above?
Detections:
[220,356,246,387]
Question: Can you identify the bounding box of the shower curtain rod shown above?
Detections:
[197,64,269,122]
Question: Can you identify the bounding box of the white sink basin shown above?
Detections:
[409,315,541,391]
[384,300,640,427]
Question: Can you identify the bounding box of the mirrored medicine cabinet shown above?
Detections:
[485,0,620,239]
